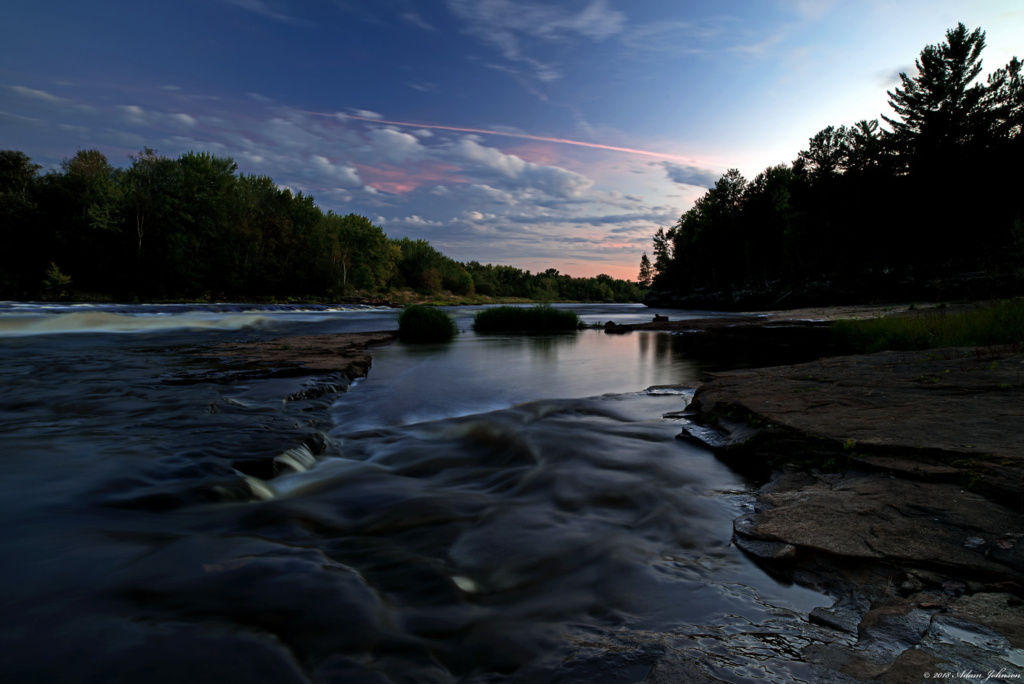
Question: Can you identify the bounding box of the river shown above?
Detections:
[0,302,831,683]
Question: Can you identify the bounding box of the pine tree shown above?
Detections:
[637,252,653,288]
[883,23,988,170]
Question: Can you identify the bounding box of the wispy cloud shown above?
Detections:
[781,0,837,21]
[662,162,719,188]
[728,31,786,56]
[0,110,45,127]
[446,0,626,81]
[350,109,383,120]
[400,11,436,31]
[221,0,296,23]
[9,85,69,104]
[330,112,702,163]
[311,155,363,187]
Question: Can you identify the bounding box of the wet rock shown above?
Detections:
[847,455,963,482]
[735,472,1024,581]
[899,575,924,596]
[202,331,398,380]
[286,375,351,402]
[734,536,799,562]
[809,594,871,634]
[857,598,934,653]
[920,614,1024,676]
[946,592,1024,648]
[809,607,860,635]
[644,654,721,683]
[686,345,1024,507]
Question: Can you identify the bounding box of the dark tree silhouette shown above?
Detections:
[637,252,653,288]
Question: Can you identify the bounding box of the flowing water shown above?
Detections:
[0,302,830,683]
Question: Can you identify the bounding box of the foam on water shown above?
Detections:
[0,310,277,336]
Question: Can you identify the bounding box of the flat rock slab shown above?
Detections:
[208,331,398,377]
[739,471,1024,580]
[692,346,1024,461]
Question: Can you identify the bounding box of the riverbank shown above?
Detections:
[649,304,1024,677]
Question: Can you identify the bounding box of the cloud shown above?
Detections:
[119,105,149,125]
[504,210,675,226]
[400,11,436,31]
[8,85,68,104]
[385,214,445,227]
[445,137,594,198]
[662,162,718,188]
[311,155,362,187]
[880,66,912,87]
[115,106,199,133]
[464,183,515,204]
[0,110,45,127]
[170,113,198,129]
[454,0,623,43]
[356,160,464,195]
[221,0,296,24]
[781,0,837,21]
[368,127,424,162]
[262,116,325,149]
[351,109,383,120]
[446,0,626,81]
[728,32,785,56]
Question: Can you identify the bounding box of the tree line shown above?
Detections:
[643,24,1023,306]
[0,147,640,302]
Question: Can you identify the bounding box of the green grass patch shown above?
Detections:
[398,305,458,342]
[833,298,1024,353]
[473,305,582,333]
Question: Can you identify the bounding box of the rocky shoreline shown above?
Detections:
[644,307,1024,679]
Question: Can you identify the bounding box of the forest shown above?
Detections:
[0,148,641,303]
[643,24,1023,308]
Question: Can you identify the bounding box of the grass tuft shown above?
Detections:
[398,305,458,342]
[833,298,1024,353]
[473,305,582,333]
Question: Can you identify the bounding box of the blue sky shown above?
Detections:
[3,1,1022,280]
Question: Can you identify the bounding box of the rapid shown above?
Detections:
[0,302,831,683]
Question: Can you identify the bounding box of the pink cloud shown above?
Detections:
[356,161,466,194]
[500,141,567,166]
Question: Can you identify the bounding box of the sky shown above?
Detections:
[2,1,1022,280]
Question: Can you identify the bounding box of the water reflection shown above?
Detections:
[330,330,702,431]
